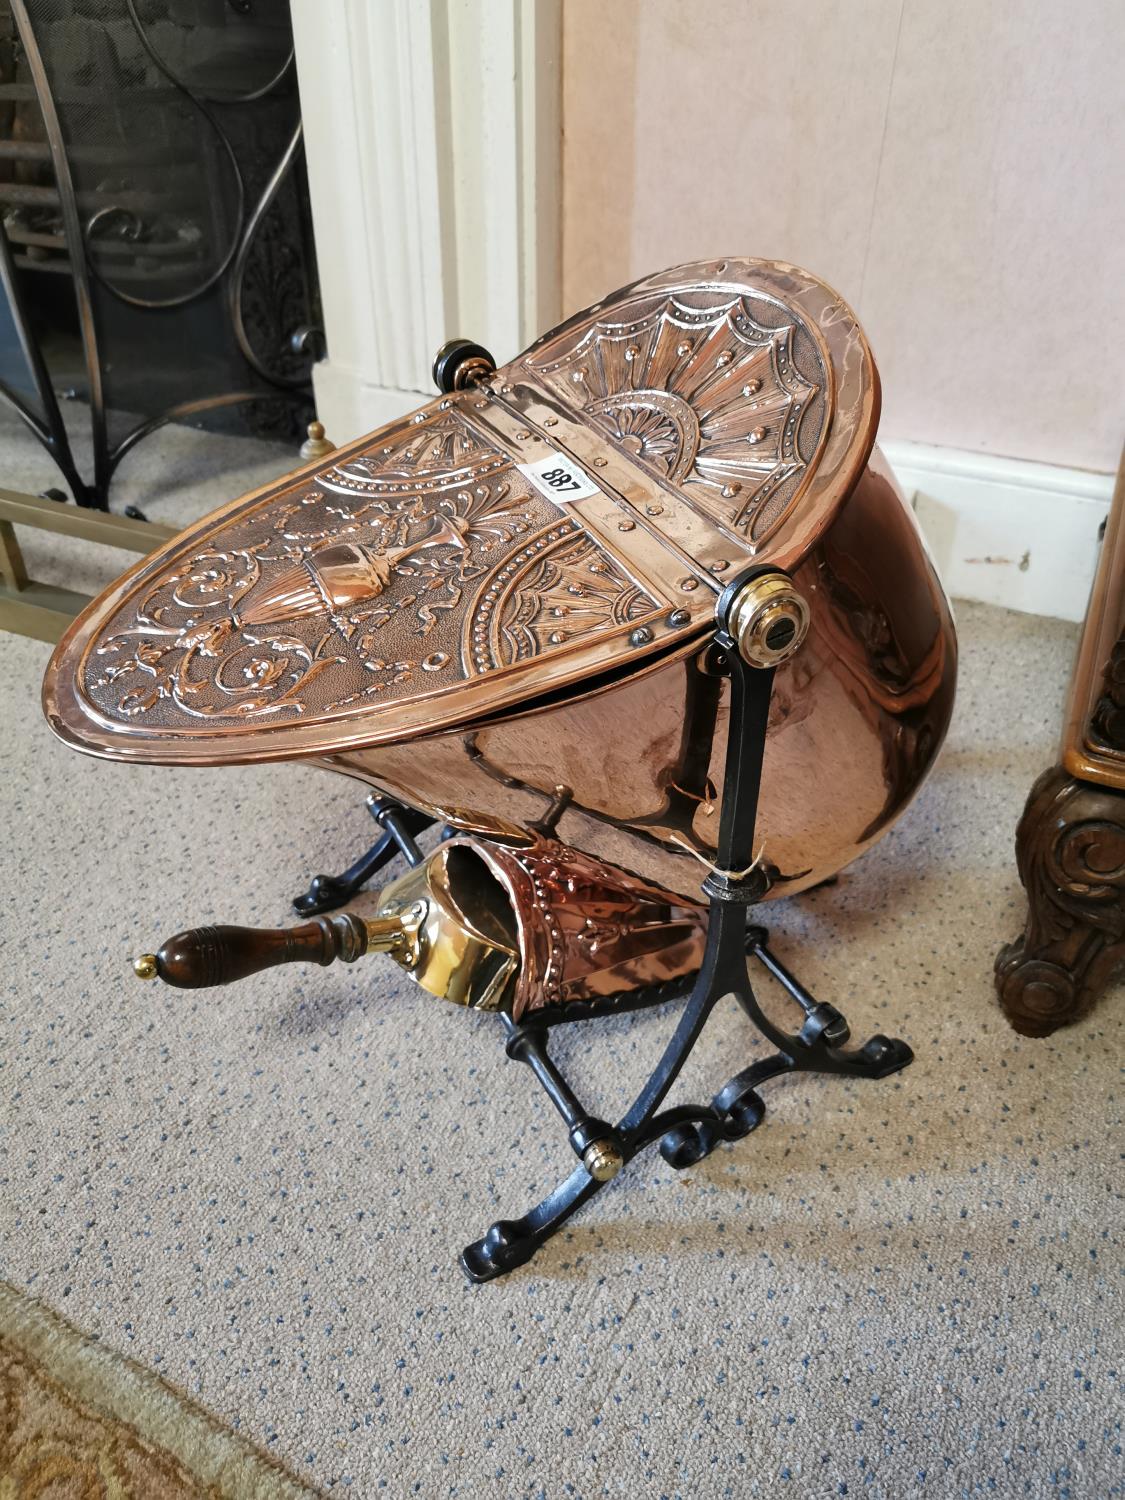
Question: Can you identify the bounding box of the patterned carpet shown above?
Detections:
[0,1283,313,1497]
[0,412,1121,1496]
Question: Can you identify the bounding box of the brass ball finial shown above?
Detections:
[133,953,158,980]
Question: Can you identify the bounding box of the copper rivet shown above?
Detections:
[593,457,607,467]
[646,504,664,516]
[544,416,558,427]
[680,577,699,591]
[629,625,654,647]
[742,379,762,396]
[713,560,729,572]
[618,520,636,531]
[668,608,690,626]
[749,427,767,444]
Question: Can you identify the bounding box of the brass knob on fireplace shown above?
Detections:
[299,420,335,462]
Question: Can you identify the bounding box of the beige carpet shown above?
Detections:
[0,413,1121,1497]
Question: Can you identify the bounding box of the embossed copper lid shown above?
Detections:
[43,258,878,764]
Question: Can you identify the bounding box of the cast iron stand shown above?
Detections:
[284,587,914,1282]
[458,613,913,1283]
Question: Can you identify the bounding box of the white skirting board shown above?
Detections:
[883,440,1114,624]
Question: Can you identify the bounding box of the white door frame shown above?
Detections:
[291,0,561,444]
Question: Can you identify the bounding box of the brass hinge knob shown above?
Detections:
[727,572,810,668]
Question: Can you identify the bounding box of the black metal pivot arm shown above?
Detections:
[707,643,773,897]
[461,580,915,1283]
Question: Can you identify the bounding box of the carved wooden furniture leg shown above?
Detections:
[997,443,1125,1036]
[996,766,1125,1036]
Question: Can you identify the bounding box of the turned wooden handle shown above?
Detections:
[136,912,372,989]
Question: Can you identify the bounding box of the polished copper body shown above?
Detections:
[329,450,953,898]
[42,259,956,902]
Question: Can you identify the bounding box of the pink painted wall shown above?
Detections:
[562,0,1125,472]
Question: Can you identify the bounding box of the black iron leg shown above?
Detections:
[461,903,911,1282]
[293,796,434,915]
[460,628,914,1284]
[738,926,912,1079]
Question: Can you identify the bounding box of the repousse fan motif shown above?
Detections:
[525,291,827,541]
[317,412,510,497]
[467,532,656,674]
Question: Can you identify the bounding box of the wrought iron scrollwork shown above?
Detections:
[84,0,248,311]
[230,122,312,390]
[456,640,913,1282]
[1,0,322,510]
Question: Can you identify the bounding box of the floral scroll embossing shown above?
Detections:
[79,406,662,731]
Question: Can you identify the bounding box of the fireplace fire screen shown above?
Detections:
[0,0,321,512]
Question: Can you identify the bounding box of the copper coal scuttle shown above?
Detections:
[42,260,956,1279]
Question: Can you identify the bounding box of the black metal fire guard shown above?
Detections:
[0,0,321,512]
